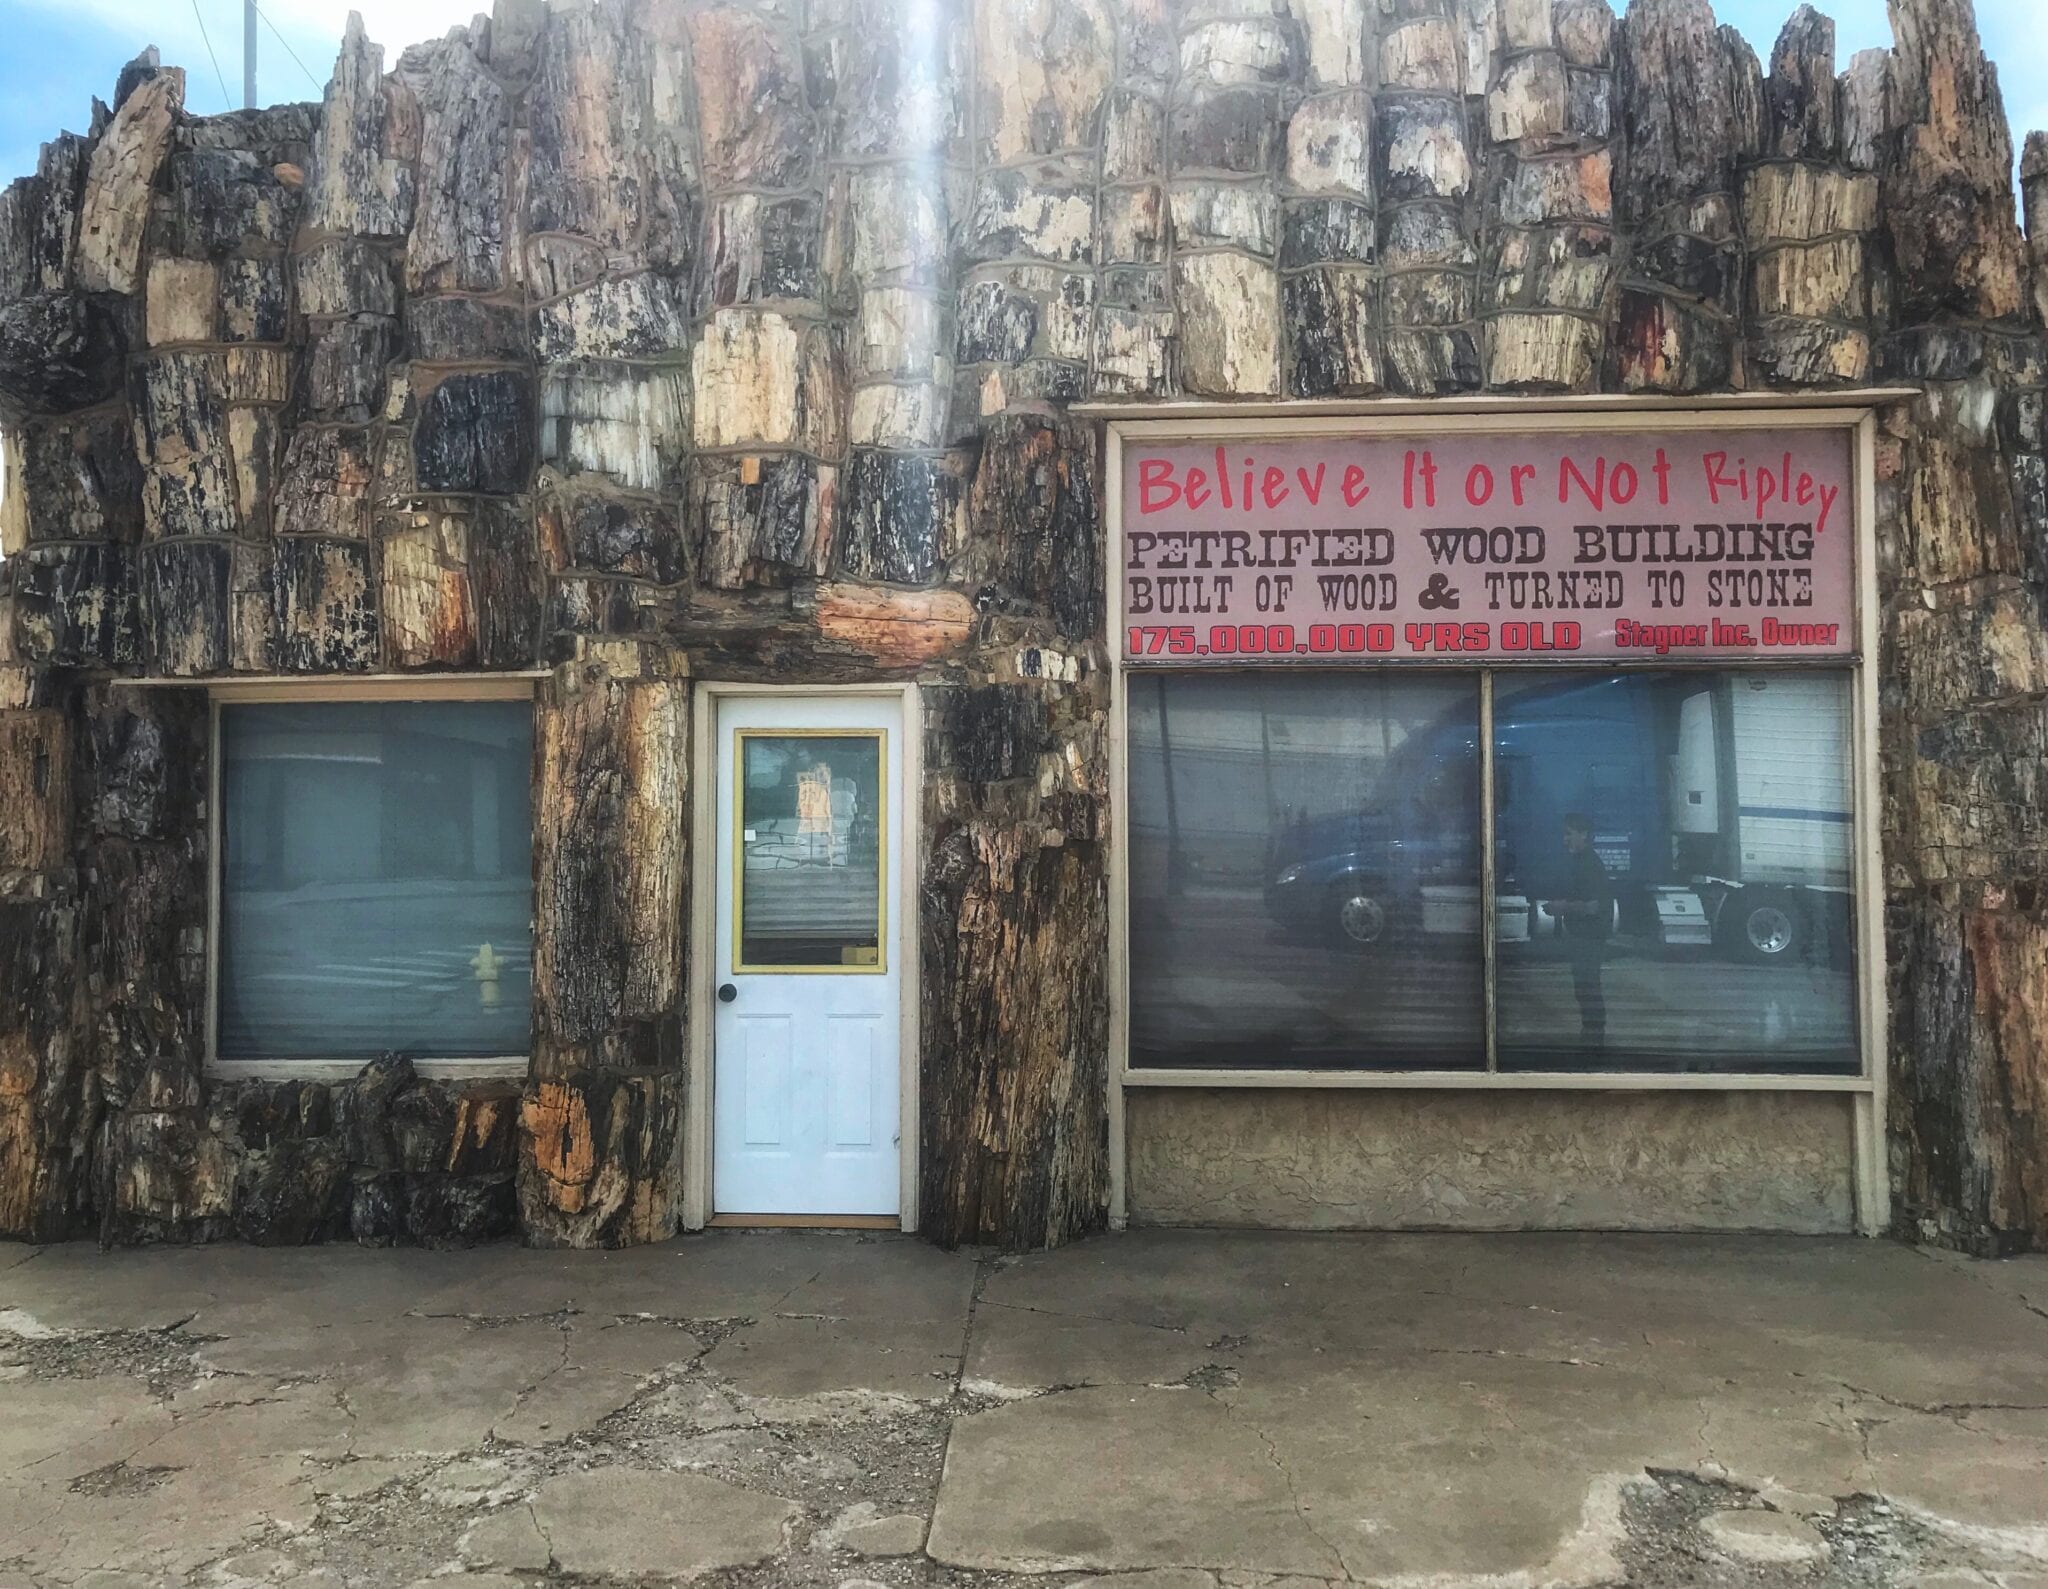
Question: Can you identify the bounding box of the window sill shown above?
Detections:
[1121,1069,1873,1092]
[205,1057,530,1084]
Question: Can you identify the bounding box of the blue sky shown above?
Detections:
[0,0,2041,189]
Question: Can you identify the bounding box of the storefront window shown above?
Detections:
[218,700,534,1059]
[1125,668,1860,1076]
[1493,670,1859,1074]
[1126,673,1486,1069]
[1116,421,1868,1080]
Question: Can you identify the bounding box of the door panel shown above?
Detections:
[826,1014,880,1146]
[738,1016,791,1147]
[713,696,902,1217]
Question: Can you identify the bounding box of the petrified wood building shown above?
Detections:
[0,0,2043,1254]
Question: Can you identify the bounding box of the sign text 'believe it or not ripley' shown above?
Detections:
[1120,430,1856,662]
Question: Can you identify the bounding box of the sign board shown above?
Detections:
[1119,428,1856,663]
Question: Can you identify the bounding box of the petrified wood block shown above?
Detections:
[531,645,687,1063]
[691,452,833,589]
[269,537,377,671]
[11,543,139,667]
[0,293,127,415]
[407,40,509,293]
[519,1071,682,1247]
[305,16,415,238]
[75,70,182,294]
[921,684,1109,1249]
[416,370,537,494]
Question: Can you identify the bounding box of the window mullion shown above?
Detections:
[1480,670,1499,1074]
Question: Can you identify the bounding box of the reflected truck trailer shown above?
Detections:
[1266,672,1853,965]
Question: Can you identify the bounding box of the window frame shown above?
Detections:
[202,674,544,1082]
[730,725,891,975]
[1102,403,1890,1215]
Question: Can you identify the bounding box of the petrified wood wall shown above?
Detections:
[522,639,689,1246]
[1,0,2045,1252]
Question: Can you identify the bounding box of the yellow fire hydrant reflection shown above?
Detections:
[471,942,502,1009]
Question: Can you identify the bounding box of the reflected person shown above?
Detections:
[1544,812,1613,1050]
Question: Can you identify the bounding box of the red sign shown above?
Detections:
[1120,429,1856,662]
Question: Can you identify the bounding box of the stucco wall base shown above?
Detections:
[1125,1090,1856,1234]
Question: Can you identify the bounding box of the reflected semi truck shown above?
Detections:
[1266,672,1853,964]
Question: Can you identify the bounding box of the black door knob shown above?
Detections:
[717,983,738,1003]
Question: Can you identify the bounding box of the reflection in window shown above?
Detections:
[219,701,534,1058]
[737,733,885,970]
[1493,671,1859,1074]
[1127,673,1484,1070]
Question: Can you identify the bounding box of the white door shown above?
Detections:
[713,695,903,1217]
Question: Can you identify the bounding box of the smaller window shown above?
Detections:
[734,730,887,971]
[217,699,535,1060]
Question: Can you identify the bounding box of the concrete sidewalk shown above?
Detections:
[1,1232,2044,1589]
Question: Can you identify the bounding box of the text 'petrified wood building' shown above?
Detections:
[1,0,2045,1254]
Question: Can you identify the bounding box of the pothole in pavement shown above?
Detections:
[1620,1469,2006,1589]
[0,1319,222,1396]
[248,1360,981,1588]
[68,1459,182,1497]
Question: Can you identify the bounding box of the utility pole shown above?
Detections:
[243,0,256,108]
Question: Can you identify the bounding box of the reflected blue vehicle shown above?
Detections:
[1267,672,1853,963]
[1264,715,1480,948]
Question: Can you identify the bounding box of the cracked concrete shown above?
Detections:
[0,1231,2045,1587]
[459,1469,797,1578]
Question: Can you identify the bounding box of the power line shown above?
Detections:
[189,0,235,112]
[249,0,324,95]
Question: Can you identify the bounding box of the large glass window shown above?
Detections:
[218,700,534,1059]
[1127,673,1485,1069]
[1126,669,1860,1076]
[1493,671,1858,1074]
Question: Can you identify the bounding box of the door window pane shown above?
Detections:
[1492,671,1859,1074]
[1128,673,1485,1070]
[219,700,534,1058]
[736,732,885,970]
